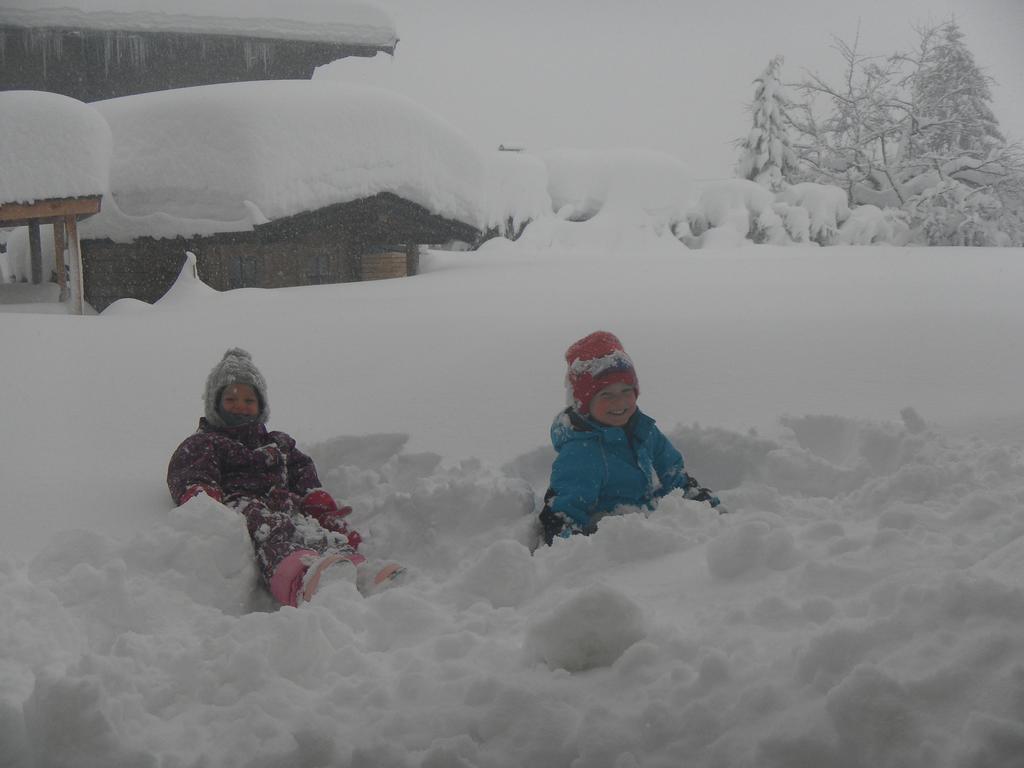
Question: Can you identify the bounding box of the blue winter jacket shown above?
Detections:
[547,408,717,535]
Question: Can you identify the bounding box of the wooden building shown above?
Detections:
[0,3,488,312]
[0,195,102,313]
[0,89,113,312]
[81,192,478,311]
[0,2,398,102]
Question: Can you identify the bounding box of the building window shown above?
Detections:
[227,253,259,288]
[305,253,331,285]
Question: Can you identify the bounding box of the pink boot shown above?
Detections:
[299,551,366,603]
[357,561,409,595]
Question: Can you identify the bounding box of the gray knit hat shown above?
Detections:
[203,348,269,427]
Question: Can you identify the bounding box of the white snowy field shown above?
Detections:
[3,231,1024,767]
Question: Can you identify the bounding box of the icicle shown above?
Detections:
[103,32,112,76]
[112,32,145,68]
[242,40,273,73]
[132,34,146,68]
[26,29,49,80]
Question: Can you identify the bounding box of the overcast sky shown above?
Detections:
[320,0,1024,180]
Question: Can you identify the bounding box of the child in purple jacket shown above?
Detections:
[168,348,401,606]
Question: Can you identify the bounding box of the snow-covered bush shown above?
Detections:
[776,182,851,245]
[905,180,1019,246]
[837,205,911,246]
[685,179,849,247]
[686,179,774,244]
[755,201,812,244]
[541,148,695,233]
[480,151,552,241]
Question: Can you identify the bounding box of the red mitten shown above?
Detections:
[302,489,337,517]
[302,490,352,520]
[345,528,363,550]
[179,484,223,505]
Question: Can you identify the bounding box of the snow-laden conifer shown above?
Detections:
[910,21,1004,162]
[735,56,798,192]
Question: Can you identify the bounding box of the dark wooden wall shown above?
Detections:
[0,25,390,102]
[79,194,477,312]
[83,225,358,311]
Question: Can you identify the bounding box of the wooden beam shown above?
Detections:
[53,220,68,302]
[65,215,85,315]
[0,196,102,226]
[29,222,42,284]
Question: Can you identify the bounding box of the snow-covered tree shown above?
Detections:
[790,20,1023,245]
[790,29,909,204]
[901,21,1022,244]
[910,21,1004,162]
[735,56,798,191]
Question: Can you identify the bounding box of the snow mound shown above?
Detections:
[542,148,695,229]
[153,251,221,307]
[523,583,647,672]
[5,416,1024,765]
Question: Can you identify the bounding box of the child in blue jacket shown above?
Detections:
[539,331,724,544]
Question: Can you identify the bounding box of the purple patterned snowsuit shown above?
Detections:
[167,418,359,591]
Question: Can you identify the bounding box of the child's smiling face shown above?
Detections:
[220,383,260,417]
[589,381,637,427]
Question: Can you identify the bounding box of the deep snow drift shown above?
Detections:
[3,233,1024,767]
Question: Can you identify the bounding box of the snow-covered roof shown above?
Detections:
[0,90,110,205]
[0,0,398,48]
[541,148,695,225]
[480,150,552,235]
[83,79,485,241]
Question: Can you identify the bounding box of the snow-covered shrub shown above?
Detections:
[480,151,552,241]
[776,183,850,245]
[905,180,1018,246]
[686,180,822,247]
[542,148,695,233]
[754,201,812,244]
[837,205,911,246]
[686,179,774,243]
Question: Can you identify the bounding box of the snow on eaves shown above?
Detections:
[84,80,485,242]
[0,0,398,48]
[0,91,111,205]
[541,148,695,226]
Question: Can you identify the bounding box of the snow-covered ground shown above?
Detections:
[3,226,1024,767]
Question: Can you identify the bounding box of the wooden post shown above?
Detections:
[53,220,68,302]
[65,215,85,315]
[29,222,42,284]
[406,243,419,276]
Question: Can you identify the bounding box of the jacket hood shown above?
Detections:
[550,407,656,450]
[203,348,270,428]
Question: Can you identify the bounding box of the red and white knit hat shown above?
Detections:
[565,331,639,415]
